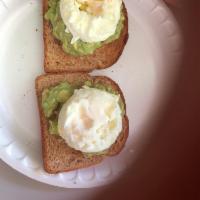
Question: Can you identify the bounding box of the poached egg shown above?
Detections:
[60,0,122,43]
[58,87,122,153]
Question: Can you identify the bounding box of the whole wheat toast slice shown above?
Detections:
[35,73,129,173]
[43,0,129,73]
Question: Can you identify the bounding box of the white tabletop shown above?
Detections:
[0,160,100,200]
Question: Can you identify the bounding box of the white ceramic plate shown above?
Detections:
[0,0,182,188]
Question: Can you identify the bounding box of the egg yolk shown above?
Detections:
[77,0,104,16]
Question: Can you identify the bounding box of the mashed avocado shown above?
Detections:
[45,0,125,56]
[83,150,108,158]
[42,82,75,118]
[42,80,125,135]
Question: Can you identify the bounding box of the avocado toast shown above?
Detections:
[43,0,129,73]
[35,73,129,173]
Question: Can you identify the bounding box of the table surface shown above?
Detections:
[0,160,100,200]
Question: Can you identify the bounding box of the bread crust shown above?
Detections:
[35,73,129,173]
[43,0,129,73]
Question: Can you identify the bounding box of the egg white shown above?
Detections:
[60,0,122,43]
[58,87,122,153]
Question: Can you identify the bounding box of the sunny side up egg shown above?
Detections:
[58,87,123,153]
[60,0,122,43]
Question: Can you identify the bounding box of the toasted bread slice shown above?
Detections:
[35,73,129,173]
[43,0,129,73]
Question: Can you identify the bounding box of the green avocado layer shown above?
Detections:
[45,0,125,56]
[42,80,125,135]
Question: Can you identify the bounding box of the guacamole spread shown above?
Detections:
[42,80,125,135]
[45,0,125,56]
